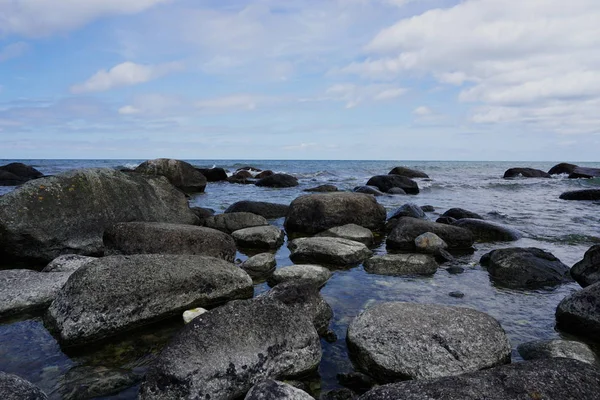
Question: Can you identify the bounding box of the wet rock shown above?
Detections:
[503,168,551,178]
[0,162,44,180]
[241,253,277,279]
[386,217,474,252]
[560,189,600,200]
[518,339,598,365]
[364,254,438,276]
[0,371,48,399]
[571,245,600,287]
[245,380,313,400]
[256,173,299,188]
[433,248,454,264]
[388,166,429,179]
[285,193,386,235]
[347,302,511,382]
[139,298,321,400]
[183,307,208,324]
[452,218,522,242]
[41,254,96,273]
[190,206,215,224]
[357,359,600,400]
[447,266,465,274]
[256,170,274,179]
[353,186,384,196]
[322,388,357,400]
[56,365,139,400]
[104,222,236,262]
[389,203,427,220]
[337,372,377,394]
[365,175,419,195]
[481,248,570,289]
[436,216,457,225]
[289,237,372,265]
[197,167,228,182]
[304,184,338,192]
[420,205,435,212]
[204,212,268,234]
[442,208,483,220]
[237,166,262,173]
[386,187,406,195]
[232,226,285,249]
[228,171,255,184]
[414,232,448,254]
[267,265,332,288]
[0,270,71,318]
[569,166,600,179]
[317,224,374,246]
[45,254,253,346]
[449,291,465,298]
[0,168,198,262]
[225,201,290,219]
[556,281,600,338]
[0,170,24,186]
[135,158,207,193]
[548,162,578,175]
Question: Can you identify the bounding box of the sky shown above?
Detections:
[0,0,599,161]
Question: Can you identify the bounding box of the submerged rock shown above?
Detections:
[56,365,139,400]
[316,224,374,246]
[365,175,419,195]
[452,218,522,242]
[267,264,332,288]
[560,189,600,200]
[304,184,338,192]
[232,225,285,249]
[41,254,96,273]
[352,186,384,196]
[518,339,598,365]
[241,253,277,279]
[245,380,313,400]
[0,371,48,400]
[386,217,474,252]
[503,168,550,178]
[442,208,483,220]
[571,245,600,287]
[135,158,207,193]
[225,201,289,219]
[388,166,429,179]
[364,254,438,276]
[255,173,298,188]
[203,212,268,234]
[289,237,372,265]
[556,281,600,338]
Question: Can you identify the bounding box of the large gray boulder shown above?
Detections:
[203,212,268,234]
[304,184,338,193]
[0,168,198,262]
[255,173,298,188]
[548,162,578,175]
[414,232,448,254]
[104,222,236,262]
[357,358,600,400]
[556,281,600,338]
[316,224,374,246]
[388,203,426,220]
[135,158,207,193]
[365,175,419,195]
[347,302,511,382]
[481,248,570,289]
[225,201,290,219]
[45,254,253,346]
[0,372,48,400]
[452,218,522,242]
[241,253,277,279]
[41,254,97,273]
[0,162,43,186]
[386,217,474,252]
[139,298,321,400]
[285,193,386,234]
[518,339,598,365]
[571,245,600,287]
[388,166,429,179]
[503,167,550,178]
[364,254,438,276]
[442,208,483,220]
[232,226,285,249]
[289,237,372,265]
[560,189,600,200]
[196,167,228,182]
[569,166,600,179]
[267,265,332,288]
[245,380,313,400]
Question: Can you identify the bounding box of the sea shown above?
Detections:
[1,159,600,399]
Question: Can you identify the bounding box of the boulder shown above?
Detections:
[285,193,386,235]
[414,232,448,254]
[139,298,321,400]
[225,201,289,219]
[388,166,429,179]
[364,254,438,276]
[196,167,228,182]
[0,269,71,318]
[442,208,483,220]
[357,359,600,400]
[548,162,578,175]
[0,162,44,180]
[316,224,374,246]
[569,166,600,179]
[190,206,215,224]
[46,254,253,346]
[0,170,25,186]
[435,216,456,225]
[232,226,285,249]
[135,158,207,193]
[365,175,419,195]
[53,365,138,400]
[452,218,522,242]
[41,254,97,273]
[204,212,268,234]
[228,171,255,184]
[387,217,474,252]
[389,203,426,220]
[256,170,274,179]
[289,237,372,265]
[267,265,332,288]
[255,173,298,188]
[245,380,313,400]
[241,253,277,279]
[348,302,510,382]
[518,339,598,365]
[481,248,570,289]
[0,168,198,262]
[0,372,48,400]
[503,168,550,178]
[353,186,384,196]
[420,205,435,212]
[571,245,600,287]
[104,222,236,262]
[386,188,406,195]
[304,184,338,192]
[556,281,600,338]
[237,166,262,173]
[560,189,600,200]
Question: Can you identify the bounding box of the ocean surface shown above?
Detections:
[1,159,600,399]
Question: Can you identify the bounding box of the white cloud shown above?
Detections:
[118,105,141,115]
[0,42,29,62]
[325,83,407,107]
[413,106,432,116]
[70,61,183,94]
[195,94,272,111]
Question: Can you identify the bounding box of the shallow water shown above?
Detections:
[1,159,599,398]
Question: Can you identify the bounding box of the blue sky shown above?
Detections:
[0,0,599,160]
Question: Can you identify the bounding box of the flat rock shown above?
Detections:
[232,225,285,249]
[571,245,600,287]
[135,158,207,193]
[255,173,298,188]
[388,167,429,179]
[414,232,448,254]
[0,371,48,400]
[442,208,483,220]
[452,218,522,242]
[304,184,338,192]
[289,237,372,265]
[45,254,253,346]
[556,281,600,338]
[241,253,277,279]
[245,380,313,400]
[364,254,438,276]
[365,175,419,195]
[317,224,374,246]
[348,302,511,382]
[267,264,332,288]
[503,168,551,178]
[204,212,268,234]
[41,254,97,273]
[387,217,474,252]
[560,189,600,200]
[518,339,598,365]
[225,201,289,219]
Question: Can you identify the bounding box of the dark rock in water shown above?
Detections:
[241,253,277,279]
[0,170,25,186]
[204,212,268,234]
[256,173,298,188]
[421,205,435,212]
[435,216,457,225]
[245,380,313,400]
[285,193,386,234]
[571,245,600,287]
[232,225,285,249]
[353,185,384,196]
[517,339,598,365]
[316,224,374,246]
[45,254,253,346]
[0,162,44,180]
[364,254,438,276]
[322,388,358,400]
[226,200,290,219]
[256,170,274,179]
[433,248,454,264]
[228,171,255,184]
[42,254,96,273]
[386,187,407,195]
[569,166,600,179]
[190,206,215,224]
[347,302,511,382]
[481,248,570,289]
[388,166,429,179]
[366,175,419,195]
[452,218,522,242]
[337,372,376,394]
[0,371,48,399]
[414,232,448,254]
[139,298,321,400]
[503,167,551,178]
[548,162,578,175]
[387,217,474,252]
[560,189,600,200]
[104,222,236,262]
[56,365,139,400]
[442,207,483,220]
[389,203,427,220]
[267,264,332,288]
[304,184,338,192]
[135,158,207,193]
[289,237,372,265]
[449,291,465,298]
[234,170,254,179]
[357,358,600,400]
[196,167,228,182]
[0,168,198,262]
[447,266,465,274]
[556,281,600,338]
